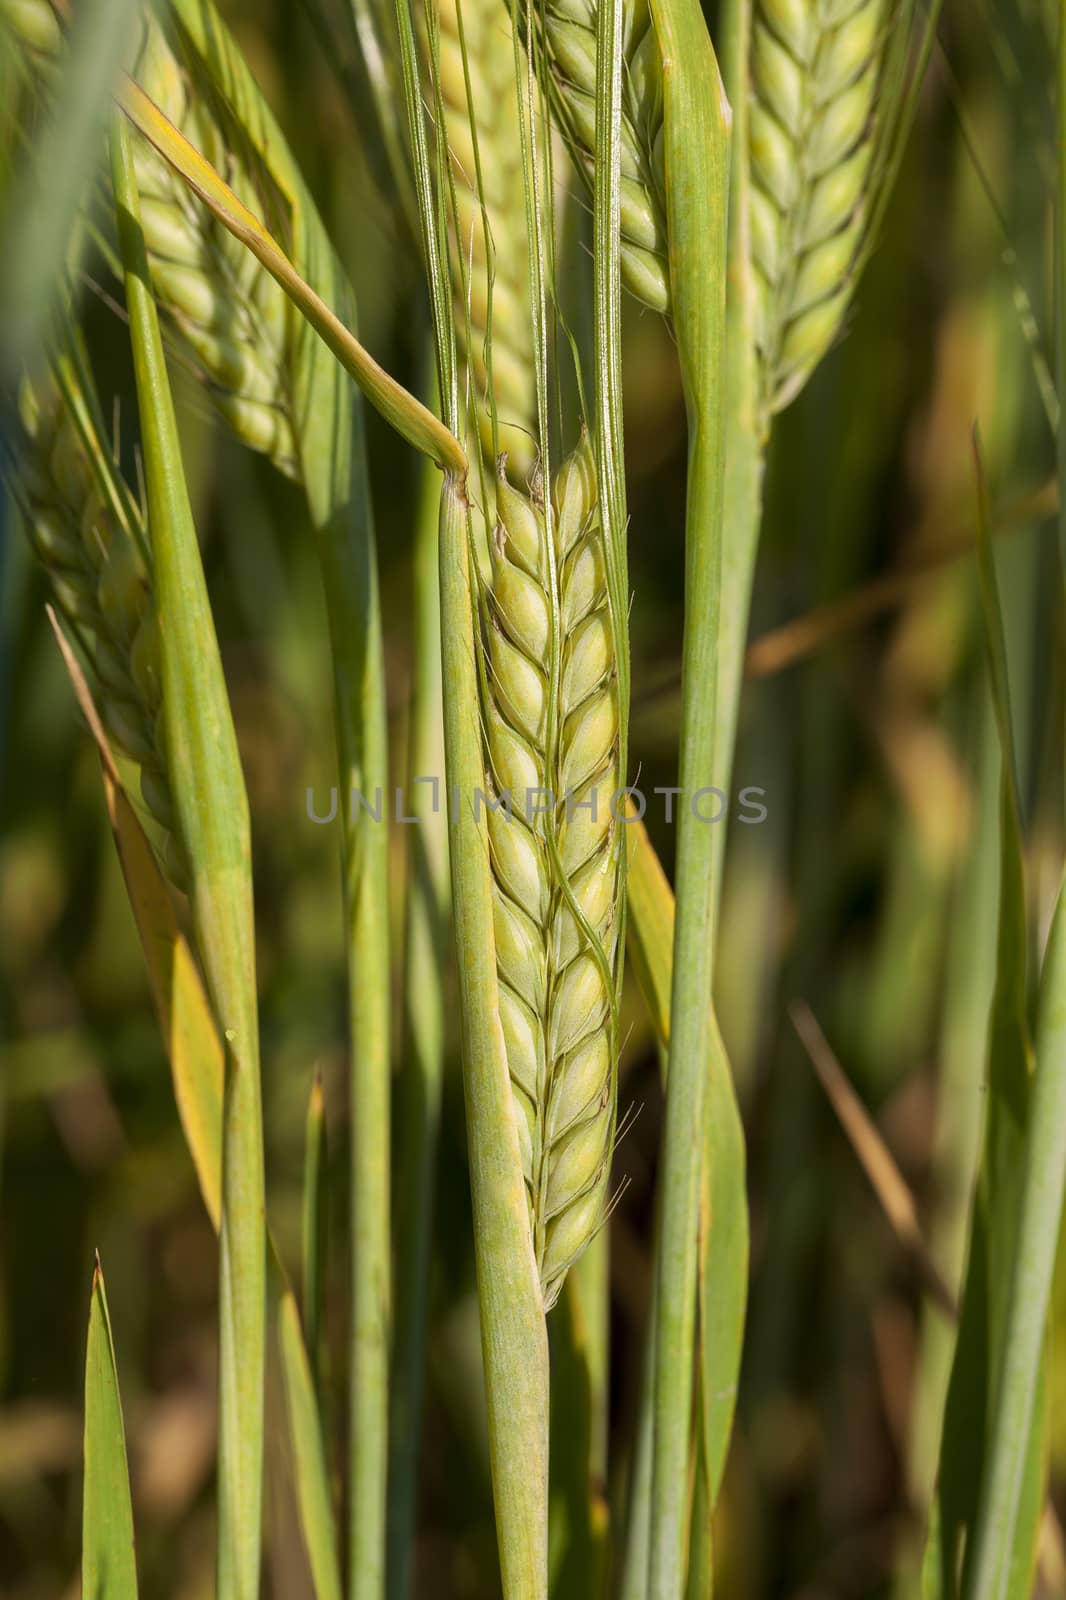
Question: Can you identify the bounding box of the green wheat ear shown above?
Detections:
[750,0,921,424]
[0,0,298,472]
[437,0,538,476]
[127,9,298,473]
[14,364,189,888]
[480,431,622,1310]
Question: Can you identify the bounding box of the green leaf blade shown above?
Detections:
[624,816,748,1589]
[277,1275,344,1600]
[638,2,732,1577]
[110,113,265,1600]
[923,444,1047,1600]
[83,1258,138,1600]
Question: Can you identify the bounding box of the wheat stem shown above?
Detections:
[387,445,450,1600]
[440,467,550,1598]
[642,0,730,1588]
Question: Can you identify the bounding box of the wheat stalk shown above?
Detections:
[480,431,621,1310]
[532,0,669,314]
[750,0,889,420]
[15,364,188,887]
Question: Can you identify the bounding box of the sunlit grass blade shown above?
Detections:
[83,1256,138,1600]
[625,812,748,1524]
[624,812,674,1046]
[276,1265,344,1600]
[302,1069,327,1406]
[922,441,1045,1600]
[0,0,137,375]
[638,0,731,1581]
[111,113,265,1600]
[115,69,464,474]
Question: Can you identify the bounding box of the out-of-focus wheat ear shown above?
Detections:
[750,0,943,426]
[8,0,456,469]
[128,8,303,475]
[112,111,265,1600]
[750,0,883,416]
[12,352,190,890]
[0,0,136,376]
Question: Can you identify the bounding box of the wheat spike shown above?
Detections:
[0,0,298,474]
[128,12,298,474]
[15,370,188,886]
[481,431,621,1309]
[534,0,669,314]
[437,0,538,475]
[1,0,58,60]
[750,0,889,419]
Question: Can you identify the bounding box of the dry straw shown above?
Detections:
[481,432,621,1310]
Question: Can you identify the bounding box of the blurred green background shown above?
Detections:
[1,1,1065,1594]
